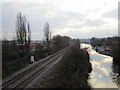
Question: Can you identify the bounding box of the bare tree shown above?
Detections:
[16,12,26,46]
[27,22,31,52]
[49,31,52,41]
[43,22,51,50]
[16,12,31,54]
[43,22,50,43]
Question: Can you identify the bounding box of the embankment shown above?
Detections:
[36,46,92,88]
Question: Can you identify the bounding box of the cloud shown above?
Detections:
[83,19,105,27]
[2,0,118,40]
[103,8,118,20]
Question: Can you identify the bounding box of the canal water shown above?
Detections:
[80,43,119,88]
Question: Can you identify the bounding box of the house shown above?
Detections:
[29,40,46,51]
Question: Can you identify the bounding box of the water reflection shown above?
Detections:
[89,52,117,88]
[80,43,118,88]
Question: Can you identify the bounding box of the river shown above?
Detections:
[80,43,119,89]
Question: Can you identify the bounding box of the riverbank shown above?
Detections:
[98,51,113,57]
[35,46,92,88]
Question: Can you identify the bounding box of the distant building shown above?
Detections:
[30,40,46,51]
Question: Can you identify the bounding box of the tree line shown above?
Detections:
[2,12,71,61]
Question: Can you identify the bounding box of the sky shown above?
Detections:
[1,0,119,40]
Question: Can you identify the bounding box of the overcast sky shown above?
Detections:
[1,0,119,40]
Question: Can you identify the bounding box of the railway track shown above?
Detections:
[2,47,68,89]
